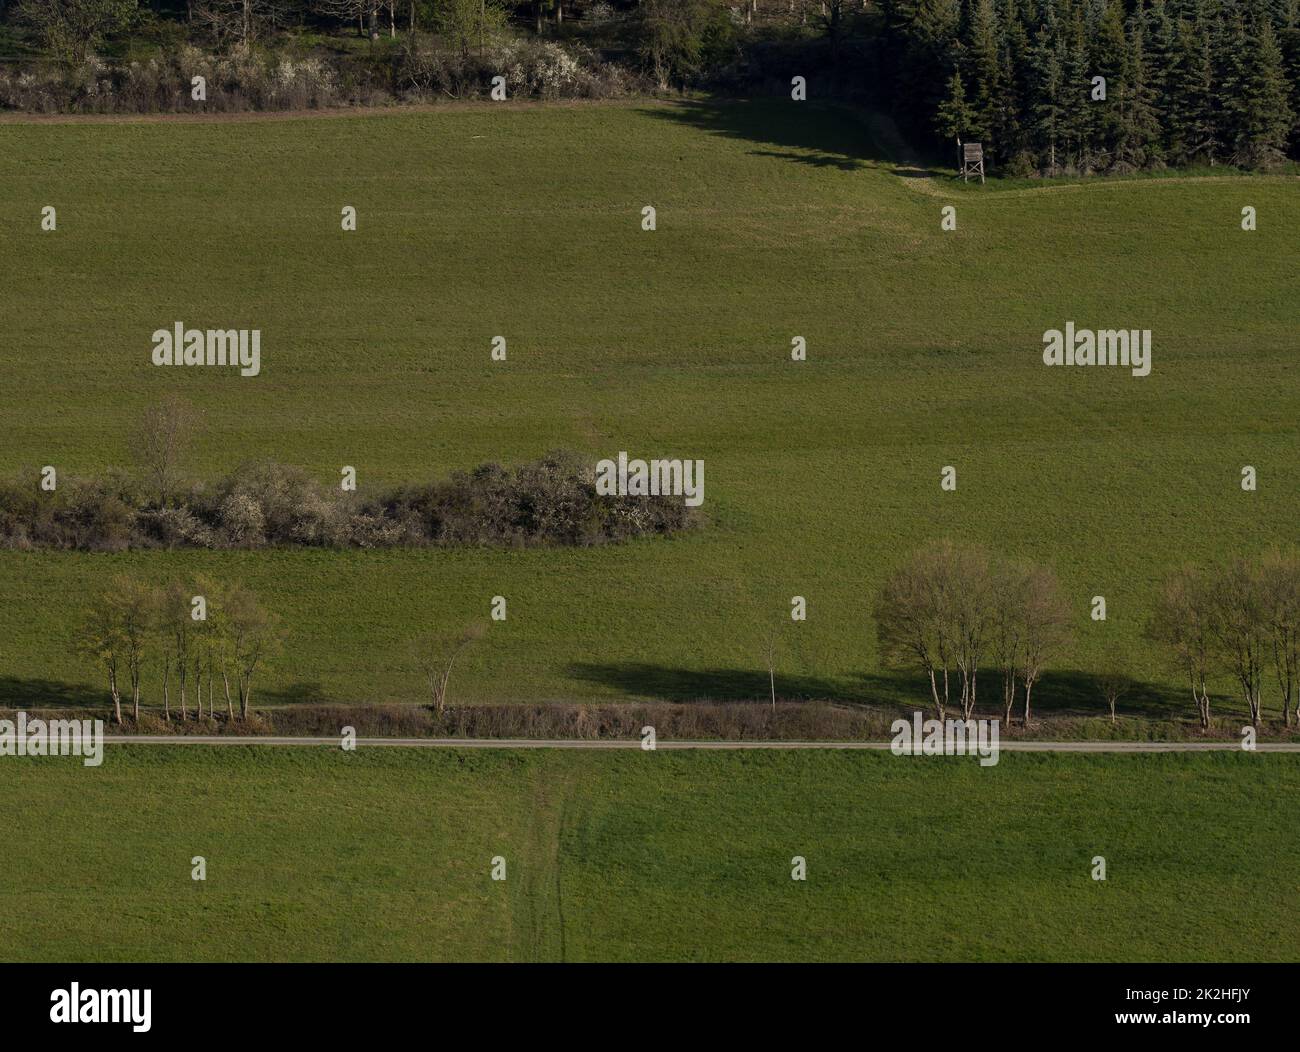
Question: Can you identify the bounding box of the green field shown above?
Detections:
[2,746,1297,962]
[0,99,1296,707]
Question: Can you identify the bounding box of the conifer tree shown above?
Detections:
[1143,0,1180,150]
[1118,24,1163,168]
[935,69,978,147]
[967,0,1004,151]
[1030,25,1066,172]
[1060,7,1094,170]
[1169,16,1218,162]
[1090,0,1130,167]
[1224,18,1294,166]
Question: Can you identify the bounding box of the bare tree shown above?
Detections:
[1262,549,1300,727]
[1207,557,1268,727]
[1018,566,1070,725]
[16,0,137,69]
[879,543,1068,726]
[115,575,154,723]
[988,560,1032,726]
[1098,668,1133,725]
[1147,565,1215,729]
[132,395,199,507]
[160,581,196,719]
[193,0,289,45]
[226,585,281,719]
[313,0,370,37]
[76,590,125,724]
[876,542,954,721]
[877,540,999,720]
[77,579,159,725]
[948,543,995,719]
[190,574,221,722]
[761,620,779,712]
[196,580,236,722]
[152,587,175,721]
[416,623,486,715]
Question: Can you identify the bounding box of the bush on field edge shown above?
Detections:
[0,451,699,551]
[0,38,647,114]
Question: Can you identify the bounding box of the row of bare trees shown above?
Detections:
[1147,553,1300,729]
[76,574,281,725]
[876,541,1300,731]
[874,540,1071,726]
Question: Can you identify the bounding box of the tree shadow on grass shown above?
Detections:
[0,676,340,712]
[1030,670,1187,719]
[859,668,1195,720]
[566,662,861,702]
[635,98,948,178]
[0,677,105,707]
[568,662,1199,721]
[263,681,336,705]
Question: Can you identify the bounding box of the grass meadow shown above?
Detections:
[2,746,1297,962]
[0,99,1296,709]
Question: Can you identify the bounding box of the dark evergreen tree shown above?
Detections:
[1223,17,1294,165]
[935,68,979,146]
[1273,3,1300,152]
[967,0,1005,150]
[883,0,1296,171]
[997,0,1035,164]
[1143,0,1180,152]
[1089,0,1130,166]
[1118,22,1163,167]
[1060,4,1095,170]
[1169,17,1219,162]
[1030,24,1067,171]
[882,0,964,143]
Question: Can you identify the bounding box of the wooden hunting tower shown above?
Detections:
[960,141,985,184]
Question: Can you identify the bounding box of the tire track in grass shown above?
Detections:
[510,760,575,962]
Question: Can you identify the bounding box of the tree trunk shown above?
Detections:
[109,669,122,725]
[437,668,452,715]
[927,669,943,721]
[222,659,235,721]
